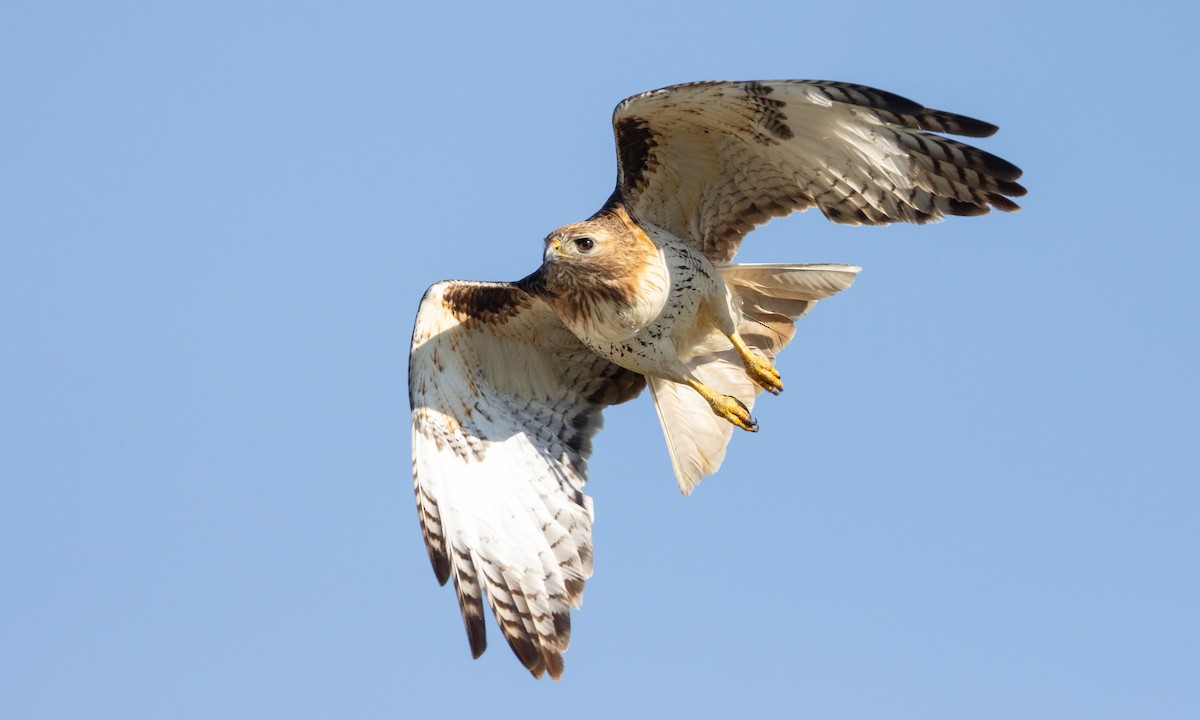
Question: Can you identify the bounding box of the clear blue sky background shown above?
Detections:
[3,2,1197,718]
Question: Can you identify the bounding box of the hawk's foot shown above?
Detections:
[741,352,783,395]
[729,335,783,395]
[715,393,758,432]
[687,379,758,432]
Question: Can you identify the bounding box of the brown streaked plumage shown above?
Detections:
[439,282,530,324]
[408,79,1024,679]
[534,208,655,327]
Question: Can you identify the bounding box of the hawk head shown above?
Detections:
[523,208,658,325]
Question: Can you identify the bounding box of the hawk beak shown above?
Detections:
[544,238,561,263]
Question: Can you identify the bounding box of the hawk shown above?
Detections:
[408,80,1024,679]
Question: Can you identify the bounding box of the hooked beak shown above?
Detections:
[543,237,561,264]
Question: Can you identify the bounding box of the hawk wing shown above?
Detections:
[607,80,1026,263]
[409,279,644,680]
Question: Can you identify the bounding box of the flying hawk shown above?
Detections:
[408,80,1024,679]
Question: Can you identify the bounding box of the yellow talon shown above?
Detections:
[688,379,758,432]
[729,334,783,395]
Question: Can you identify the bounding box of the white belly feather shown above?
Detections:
[564,230,736,381]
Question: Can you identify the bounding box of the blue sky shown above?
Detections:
[3,2,1197,718]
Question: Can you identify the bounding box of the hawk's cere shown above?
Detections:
[408,80,1024,679]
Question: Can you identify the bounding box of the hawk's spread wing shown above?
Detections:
[409,280,644,679]
[608,80,1026,262]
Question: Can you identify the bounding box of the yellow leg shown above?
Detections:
[687,378,758,432]
[729,334,783,395]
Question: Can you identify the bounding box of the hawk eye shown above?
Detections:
[573,236,595,253]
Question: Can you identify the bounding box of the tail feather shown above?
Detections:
[649,351,753,495]
[652,263,860,493]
